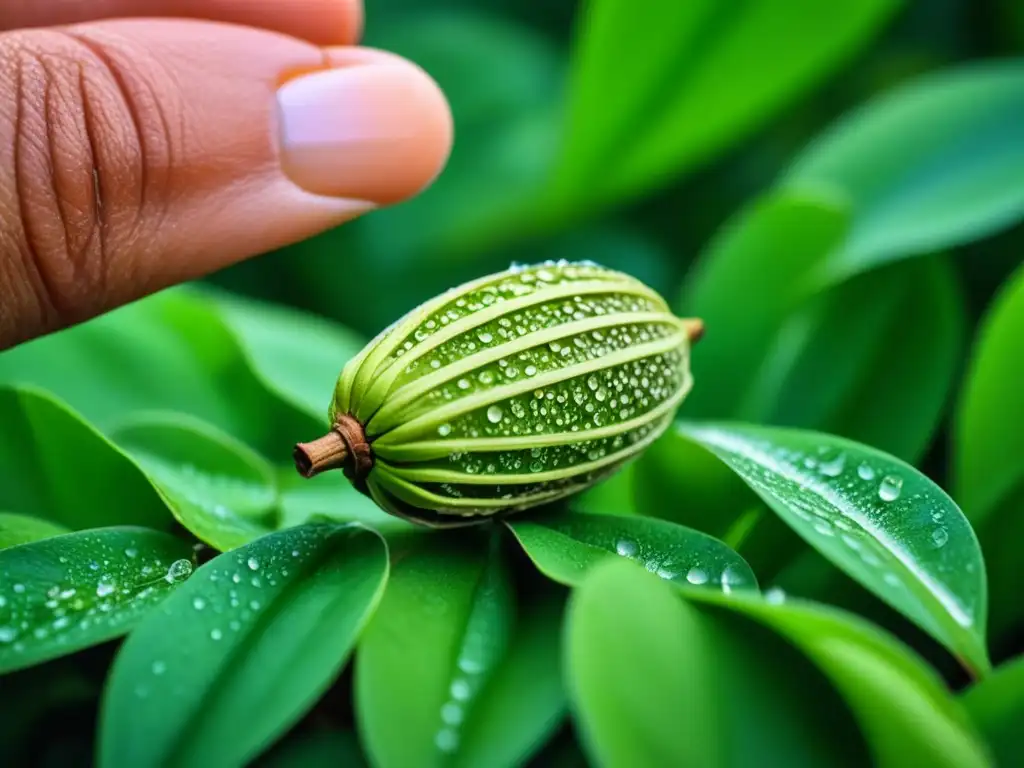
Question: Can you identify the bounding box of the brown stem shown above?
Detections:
[293,430,348,478]
[682,318,705,344]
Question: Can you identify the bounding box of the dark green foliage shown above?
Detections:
[2,0,1024,765]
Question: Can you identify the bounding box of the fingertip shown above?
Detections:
[277,49,453,206]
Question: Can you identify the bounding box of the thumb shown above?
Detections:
[0,19,452,349]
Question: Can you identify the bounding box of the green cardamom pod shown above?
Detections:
[293,260,703,527]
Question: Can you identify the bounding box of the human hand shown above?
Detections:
[0,0,452,350]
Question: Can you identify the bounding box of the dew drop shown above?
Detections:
[450,679,471,701]
[0,597,6,608]
[818,453,846,477]
[857,462,876,481]
[764,587,787,605]
[720,565,746,595]
[477,331,493,344]
[165,559,193,583]
[932,527,949,548]
[12,584,25,594]
[685,567,708,585]
[441,702,464,725]
[247,557,260,571]
[436,729,459,753]
[615,539,638,557]
[192,597,206,611]
[486,405,503,424]
[438,423,452,437]
[878,475,903,502]
[210,628,223,641]
[457,378,470,390]
[124,548,138,559]
[152,660,167,675]
[0,627,16,643]
[96,580,116,598]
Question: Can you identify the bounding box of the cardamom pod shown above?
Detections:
[294,260,703,527]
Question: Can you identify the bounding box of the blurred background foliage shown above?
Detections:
[3,0,1024,764]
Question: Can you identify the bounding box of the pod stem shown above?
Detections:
[682,318,705,344]
[294,431,348,478]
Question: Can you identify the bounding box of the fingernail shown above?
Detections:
[276,62,452,205]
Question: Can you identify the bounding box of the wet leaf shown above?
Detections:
[507,509,757,593]
[0,513,70,550]
[454,586,567,768]
[0,527,195,674]
[566,559,867,768]
[98,523,388,768]
[0,386,172,531]
[112,413,277,551]
[678,421,989,675]
[961,652,1024,766]
[782,60,1024,280]
[357,531,538,768]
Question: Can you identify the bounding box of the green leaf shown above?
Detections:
[0,386,172,531]
[678,189,851,419]
[275,467,409,533]
[358,530,544,768]
[552,0,901,211]
[566,558,868,768]
[632,429,756,541]
[111,413,277,550]
[0,289,320,456]
[679,186,964,464]
[200,288,365,421]
[507,509,757,593]
[0,527,195,674]
[782,60,1024,280]
[685,585,992,768]
[98,523,388,768]
[570,464,638,516]
[454,586,567,768]
[954,261,1024,640]
[746,257,964,463]
[962,653,1024,765]
[678,421,990,675]
[0,513,70,550]
[801,257,964,463]
[955,261,1024,522]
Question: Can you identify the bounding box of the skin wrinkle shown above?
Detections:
[0,13,453,350]
[10,50,62,331]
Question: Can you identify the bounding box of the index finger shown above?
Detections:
[0,0,363,46]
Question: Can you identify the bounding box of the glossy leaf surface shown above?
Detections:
[0,528,195,674]
[507,509,757,593]
[112,414,276,550]
[679,422,989,674]
[783,61,1024,279]
[99,523,388,768]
